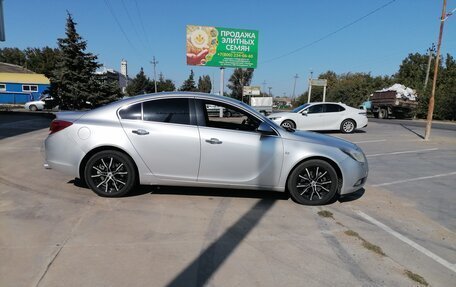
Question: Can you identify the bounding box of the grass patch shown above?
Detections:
[344,229,385,256]
[362,241,386,256]
[404,270,428,286]
[317,210,334,219]
[345,230,359,237]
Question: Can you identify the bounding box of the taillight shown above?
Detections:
[49,120,73,134]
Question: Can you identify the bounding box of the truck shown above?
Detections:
[250,96,273,115]
[371,86,418,119]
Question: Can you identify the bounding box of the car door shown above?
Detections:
[195,99,283,187]
[322,104,346,130]
[119,97,200,181]
[297,104,325,130]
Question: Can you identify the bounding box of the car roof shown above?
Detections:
[112,92,243,107]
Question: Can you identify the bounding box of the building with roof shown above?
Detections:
[0,62,50,104]
[95,59,130,94]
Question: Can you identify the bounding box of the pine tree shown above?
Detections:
[126,67,153,96]
[157,73,176,92]
[197,75,212,93]
[179,70,197,91]
[48,12,120,110]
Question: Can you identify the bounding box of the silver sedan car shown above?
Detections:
[44,92,368,205]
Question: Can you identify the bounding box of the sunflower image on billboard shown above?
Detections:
[186,25,258,69]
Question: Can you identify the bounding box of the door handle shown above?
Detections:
[205,138,222,144]
[132,129,149,135]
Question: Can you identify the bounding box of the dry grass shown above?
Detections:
[404,270,428,286]
[317,210,334,219]
[344,229,385,256]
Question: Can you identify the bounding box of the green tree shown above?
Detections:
[126,67,153,95]
[197,75,212,93]
[0,47,61,77]
[24,47,61,77]
[180,69,197,91]
[48,12,120,109]
[227,68,254,101]
[0,47,26,66]
[156,73,175,92]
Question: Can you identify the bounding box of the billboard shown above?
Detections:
[186,25,258,69]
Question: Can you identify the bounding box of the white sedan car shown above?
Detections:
[268,102,368,133]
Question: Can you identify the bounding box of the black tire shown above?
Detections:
[378,108,388,119]
[280,120,296,130]
[287,160,339,205]
[29,105,38,111]
[340,119,356,133]
[84,150,137,197]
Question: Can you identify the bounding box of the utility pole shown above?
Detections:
[425,0,447,141]
[0,0,5,41]
[292,74,299,99]
[268,87,272,96]
[424,44,435,89]
[150,56,158,93]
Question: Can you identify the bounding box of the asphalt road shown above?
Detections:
[369,117,456,131]
[0,113,454,287]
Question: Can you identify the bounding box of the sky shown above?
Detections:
[2,0,455,97]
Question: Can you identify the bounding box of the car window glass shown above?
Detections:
[324,104,343,113]
[202,101,260,132]
[307,104,323,114]
[119,103,142,120]
[143,98,190,125]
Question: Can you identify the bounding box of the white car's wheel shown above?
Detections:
[29,105,38,111]
[340,119,356,133]
[281,120,296,130]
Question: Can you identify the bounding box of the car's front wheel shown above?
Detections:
[29,105,38,111]
[84,150,137,197]
[287,160,339,205]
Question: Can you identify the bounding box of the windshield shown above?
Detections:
[291,103,310,113]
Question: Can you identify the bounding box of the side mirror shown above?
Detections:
[257,122,277,136]
[302,110,308,116]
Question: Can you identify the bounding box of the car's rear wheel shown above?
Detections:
[281,120,296,130]
[29,105,38,111]
[287,160,338,205]
[84,150,136,197]
[340,119,356,133]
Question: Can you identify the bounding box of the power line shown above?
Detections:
[133,0,153,51]
[103,0,142,57]
[262,0,398,64]
[120,0,149,52]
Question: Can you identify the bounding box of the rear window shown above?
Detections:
[119,103,142,120]
[325,104,345,112]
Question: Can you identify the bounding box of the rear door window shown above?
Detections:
[143,98,191,125]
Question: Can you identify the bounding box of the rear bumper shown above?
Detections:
[44,131,85,178]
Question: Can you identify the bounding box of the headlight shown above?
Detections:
[340,148,366,163]
[268,117,282,120]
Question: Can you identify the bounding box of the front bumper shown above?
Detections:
[339,157,369,195]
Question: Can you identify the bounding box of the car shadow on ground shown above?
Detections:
[69,178,290,200]
[70,178,365,204]
[0,112,54,139]
[337,188,366,203]
[318,129,367,135]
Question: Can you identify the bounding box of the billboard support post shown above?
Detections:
[220,67,224,96]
